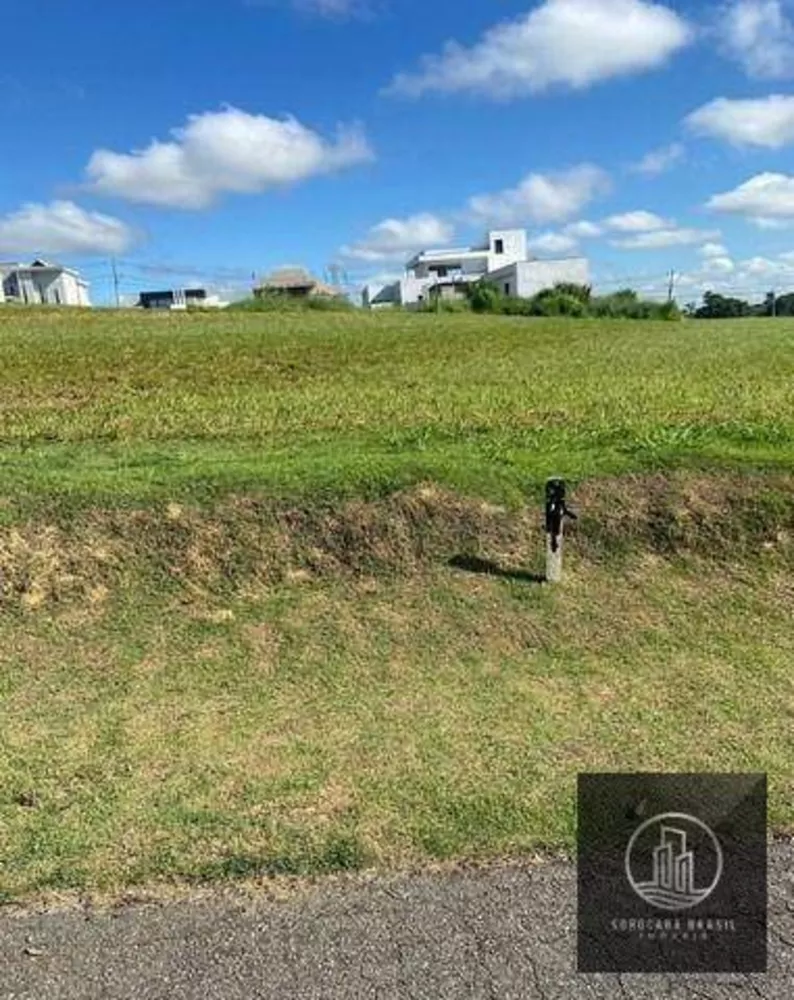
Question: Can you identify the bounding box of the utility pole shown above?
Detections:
[667,269,676,304]
[771,288,777,317]
[327,262,343,287]
[111,258,120,308]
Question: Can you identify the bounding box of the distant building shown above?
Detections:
[362,229,590,309]
[0,259,90,306]
[137,288,227,310]
[254,267,343,299]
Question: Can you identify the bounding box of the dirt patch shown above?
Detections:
[0,473,791,612]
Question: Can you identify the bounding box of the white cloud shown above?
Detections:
[526,231,579,254]
[342,166,609,266]
[699,241,730,257]
[629,142,685,175]
[753,216,791,228]
[718,0,794,79]
[738,253,794,276]
[385,0,693,99]
[703,255,736,273]
[248,0,373,19]
[685,94,794,148]
[0,200,135,255]
[611,226,721,249]
[293,0,362,14]
[706,172,794,225]
[604,209,671,232]
[85,106,373,209]
[564,219,603,237]
[341,213,455,262]
[467,165,610,226]
[640,249,794,302]
[741,255,781,274]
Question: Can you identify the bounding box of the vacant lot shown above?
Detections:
[0,309,792,904]
[0,308,791,512]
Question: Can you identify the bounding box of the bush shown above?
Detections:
[435,298,472,313]
[417,279,683,321]
[500,296,536,316]
[466,280,505,313]
[547,282,592,304]
[657,301,682,321]
[304,296,355,311]
[588,291,680,321]
[228,293,354,313]
[417,296,472,313]
[530,291,587,317]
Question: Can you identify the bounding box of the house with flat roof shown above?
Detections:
[362,229,590,309]
[0,260,90,306]
[136,288,227,310]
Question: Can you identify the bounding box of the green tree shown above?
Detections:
[466,279,504,313]
[761,291,794,316]
[694,291,753,319]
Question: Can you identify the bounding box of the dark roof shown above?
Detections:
[138,288,206,299]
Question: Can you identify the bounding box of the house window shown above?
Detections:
[495,239,504,254]
[504,283,511,296]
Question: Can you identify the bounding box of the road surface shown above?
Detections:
[1,841,791,998]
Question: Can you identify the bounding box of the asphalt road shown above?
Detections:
[1,841,792,999]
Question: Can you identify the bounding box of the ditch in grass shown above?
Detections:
[0,473,792,905]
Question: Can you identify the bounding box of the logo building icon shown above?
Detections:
[625,813,723,911]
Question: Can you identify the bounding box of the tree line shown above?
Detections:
[435,281,682,319]
[683,291,794,318]
[424,280,794,320]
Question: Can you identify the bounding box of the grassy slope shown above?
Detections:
[0,309,792,514]
[0,309,793,903]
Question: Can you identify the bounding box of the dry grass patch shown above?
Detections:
[0,478,792,904]
[1,472,791,615]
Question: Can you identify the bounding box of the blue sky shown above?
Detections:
[2,0,794,304]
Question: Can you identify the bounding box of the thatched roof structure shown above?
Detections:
[256,267,341,297]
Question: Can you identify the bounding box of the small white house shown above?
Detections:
[362,229,590,309]
[137,288,228,310]
[0,260,91,306]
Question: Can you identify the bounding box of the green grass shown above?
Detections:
[0,309,792,516]
[1,554,792,902]
[0,308,792,904]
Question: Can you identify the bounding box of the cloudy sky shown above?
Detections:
[3,0,794,303]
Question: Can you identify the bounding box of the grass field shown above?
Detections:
[0,307,792,904]
[0,308,792,513]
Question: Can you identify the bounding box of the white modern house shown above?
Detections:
[362,229,590,309]
[0,260,91,306]
[136,288,229,310]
